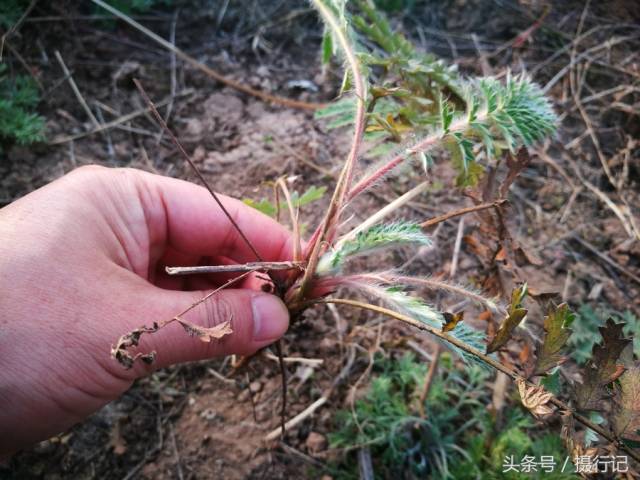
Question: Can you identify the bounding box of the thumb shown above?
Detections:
[137,287,290,369]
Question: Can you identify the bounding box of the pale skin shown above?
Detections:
[0,166,293,455]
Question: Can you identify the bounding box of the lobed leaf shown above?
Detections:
[486,284,528,354]
[533,303,574,376]
[574,318,631,411]
[611,363,640,448]
[317,222,430,274]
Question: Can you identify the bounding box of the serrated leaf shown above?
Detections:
[486,284,528,354]
[243,186,327,219]
[295,185,327,207]
[317,222,430,274]
[242,198,277,217]
[612,363,640,448]
[575,318,631,411]
[533,303,574,376]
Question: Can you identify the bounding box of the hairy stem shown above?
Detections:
[297,0,367,301]
[348,113,488,201]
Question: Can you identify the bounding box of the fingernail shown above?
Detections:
[251,294,289,342]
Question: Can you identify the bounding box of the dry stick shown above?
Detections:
[264,397,328,442]
[262,351,323,367]
[275,178,302,262]
[315,298,640,465]
[0,0,39,60]
[54,50,101,129]
[90,0,323,111]
[49,93,188,145]
[421,200,506,229]
[274,340,287,440]
[165,261,305,276]
[418,344,441,419]
[133,79,264,263]
[570,234,640,286]
[264,346,356,442]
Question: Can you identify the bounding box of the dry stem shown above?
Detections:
[165,261,304,276]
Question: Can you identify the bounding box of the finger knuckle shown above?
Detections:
[203,294,235,328]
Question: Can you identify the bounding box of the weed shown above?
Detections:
[0,64,45,150]
[328,354,575,479]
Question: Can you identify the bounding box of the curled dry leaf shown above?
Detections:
[517,378,554,419]
[110,325,158,369]
[110,317,234,369]
[442,311,464,332]
[178,319,233,342]
[486,283,528,354]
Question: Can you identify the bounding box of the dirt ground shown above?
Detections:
[1,1,639,479]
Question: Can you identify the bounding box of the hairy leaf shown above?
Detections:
[533,303,574,376]
[575,319,631,411]
[317,222,430,273]
[486,284,528,354]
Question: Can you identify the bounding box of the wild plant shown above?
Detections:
[0,64,45,150]
[328,353,574,479]
[110,0,639,468]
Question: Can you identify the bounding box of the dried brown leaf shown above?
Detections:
[499,147,531,198]
[517,378,554,419]
[612,363,640,448]
[486,284,528,354]
[575,318,631,411]
[533,303,574,376]
[442,311,464,332]
[178,319,233,342]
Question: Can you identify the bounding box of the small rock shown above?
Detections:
[305,431,327,453]
[200,408,217,421]
[249,381,262,393]
[192,145,206,163]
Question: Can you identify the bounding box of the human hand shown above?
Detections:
[0,166,292,455]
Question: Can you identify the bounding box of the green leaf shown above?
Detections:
[575,319,631,411]
[317,221,430,273]
[533,303,574,376]
[439,93,454,133]
[321,30,334,64]
[486,284,528,354]
[242,185,327,218]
